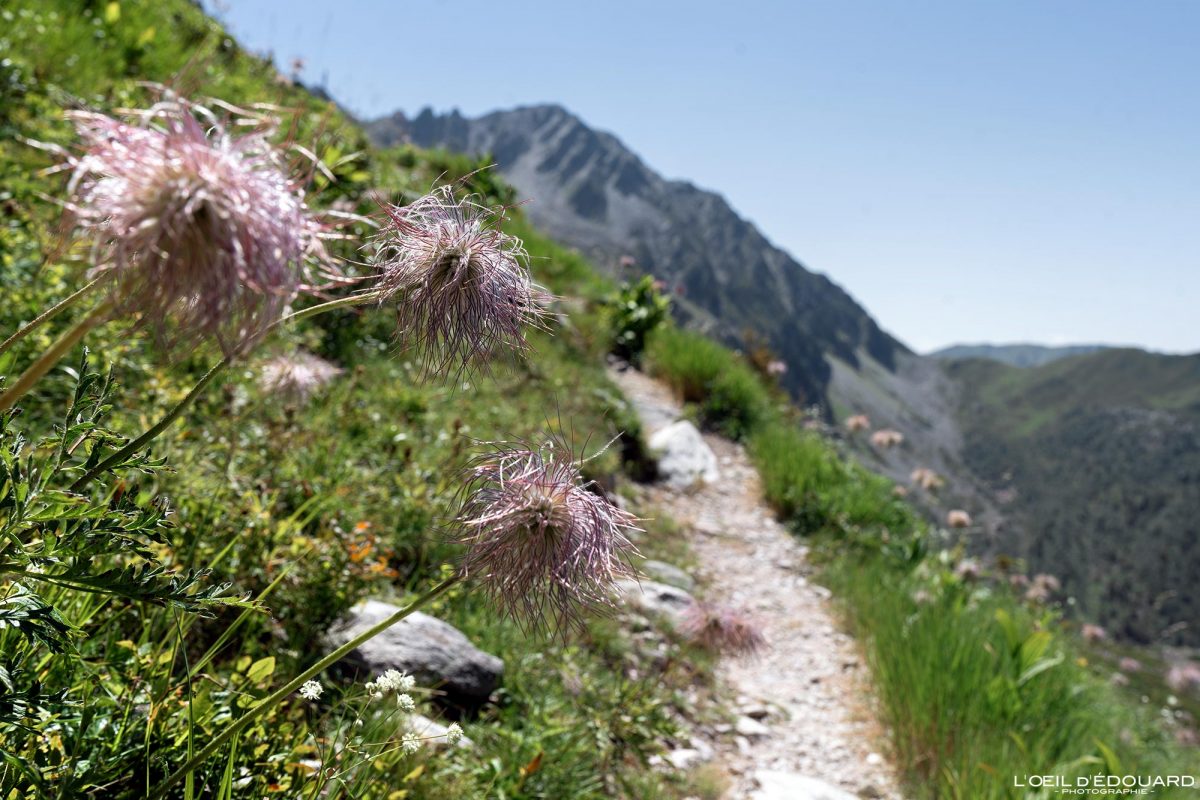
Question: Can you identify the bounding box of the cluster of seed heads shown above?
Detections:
[47,93,638,634]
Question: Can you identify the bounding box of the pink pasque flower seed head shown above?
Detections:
[452,437,638,634]
[372,186,551,377]
[63,97,334,354]
[679,601,766,656]
[258,350,342,403]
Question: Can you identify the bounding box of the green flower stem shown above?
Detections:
[151,575,461,799]
[0,277,102,360]
[0,301,111,413]
[69,293,372,491]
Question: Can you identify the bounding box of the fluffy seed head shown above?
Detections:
[451,437,639,634]
[1166,663,1200,692]
[870,428,904,448]
[63,97,334,354]
[679,601,766,656]
[258,350,342,403]
[1024,573,1061,603]
[372,186,551,376]
[845,414,871,433]
[1119,657,1142,673]
[910,467,944,491]
[946,509,972,529]
[953,558,982,581]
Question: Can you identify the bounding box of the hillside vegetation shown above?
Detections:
[643,325,1199,799]
[948,350,1200,646]
[0,2,705,797]
[931,343,1111,368]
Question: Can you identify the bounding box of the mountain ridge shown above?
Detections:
[931,342,1113,368]
[367,104,906,407]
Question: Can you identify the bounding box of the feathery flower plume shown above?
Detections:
[258,350,343,403]
[845,414,871,433]
[679,600,766,655]
[870,428,904,448]
[946,509,972,529]
[1024,573,1061,604]
[451,436,639,634]
[953,558,982,581]
[1080,623,1108,642]
[59,95,336,354]
[910,467,944,491]
[373,186,551,376]
[1166,663,1200,693]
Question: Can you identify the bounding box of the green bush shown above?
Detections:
[605,275,671,362]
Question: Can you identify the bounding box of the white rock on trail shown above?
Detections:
[648,420,720,488]
[615,578,694,625]
[751,771,860,800]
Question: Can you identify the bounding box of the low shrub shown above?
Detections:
[606,275,671,363]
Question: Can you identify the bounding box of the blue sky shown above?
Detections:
[206,0,1199,353]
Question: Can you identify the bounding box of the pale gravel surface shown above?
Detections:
[612,367,904,800]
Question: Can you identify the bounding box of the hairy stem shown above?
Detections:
[0,278,103,360]
[0,301,111,413]
[70,293,371,491]
[151,575,460,798]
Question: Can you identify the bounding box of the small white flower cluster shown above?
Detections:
[365,669,420,725]
[400,733,421,755]
[444,722,464,745]
[365,669,416,699]
[298,680,324,701]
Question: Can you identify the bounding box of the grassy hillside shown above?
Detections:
[0,3,710,797]
[931,343,1111,368]
[948,350,1200,646]
[644,326,1199,799]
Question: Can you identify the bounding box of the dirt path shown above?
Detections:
[611,367,904,800]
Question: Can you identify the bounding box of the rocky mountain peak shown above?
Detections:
[367,104,905,407]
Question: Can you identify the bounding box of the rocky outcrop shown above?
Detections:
[328,600,503,705]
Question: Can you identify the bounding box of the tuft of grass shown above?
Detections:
[645,326,771,440]
[824,556,1198,799]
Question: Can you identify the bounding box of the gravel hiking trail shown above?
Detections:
[611,367,904,800]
